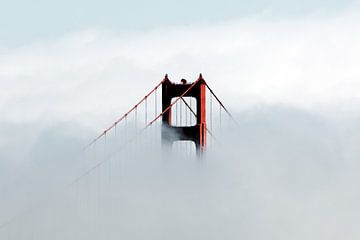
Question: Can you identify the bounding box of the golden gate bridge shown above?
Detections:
[0,74,236,239]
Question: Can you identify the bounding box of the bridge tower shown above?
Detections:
[161,74,206,154]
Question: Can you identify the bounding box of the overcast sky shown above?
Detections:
[0,0,357,46]
[1,1,360,239]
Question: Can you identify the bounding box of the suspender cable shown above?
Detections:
[219,104,222,130]
[145,96,147,125]
[104,132,107,160]
[93,141,97,163]
[155,88,158,118]
[135,106,137,129]
[125,115,128,141]
[180,99,182,126]
[175,102,178,126]
[210,91,213,133]
[185,98,188,126]
[190,98,193,124]
[210,91,213,146]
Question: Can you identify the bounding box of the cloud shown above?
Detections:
[1,7,360,240]
[1,8,360,128]
[1,107,360,239]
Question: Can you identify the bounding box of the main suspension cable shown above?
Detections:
[181,97,196,118]
[83,78,166,150]
[204,82,238,125]
[146,78,200,127]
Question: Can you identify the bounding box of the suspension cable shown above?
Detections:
[180,97,196,117]
[204,82,238,126]
[88,77,201,164]
[83,78,166,150]
[0,76,237,234]
[206,127,217,142]
[146,78,200,127]
[84,76,236,151]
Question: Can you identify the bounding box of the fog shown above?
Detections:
[1,7,360,240]
[0,106,360,239]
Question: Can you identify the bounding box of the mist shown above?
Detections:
[1,6,360,240]
[1,106,359,239]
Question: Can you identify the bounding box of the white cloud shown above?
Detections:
[1,9,360,128]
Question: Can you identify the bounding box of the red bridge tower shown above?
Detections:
[161,74,207,154]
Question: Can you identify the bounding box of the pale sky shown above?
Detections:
[0,0,357,46]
